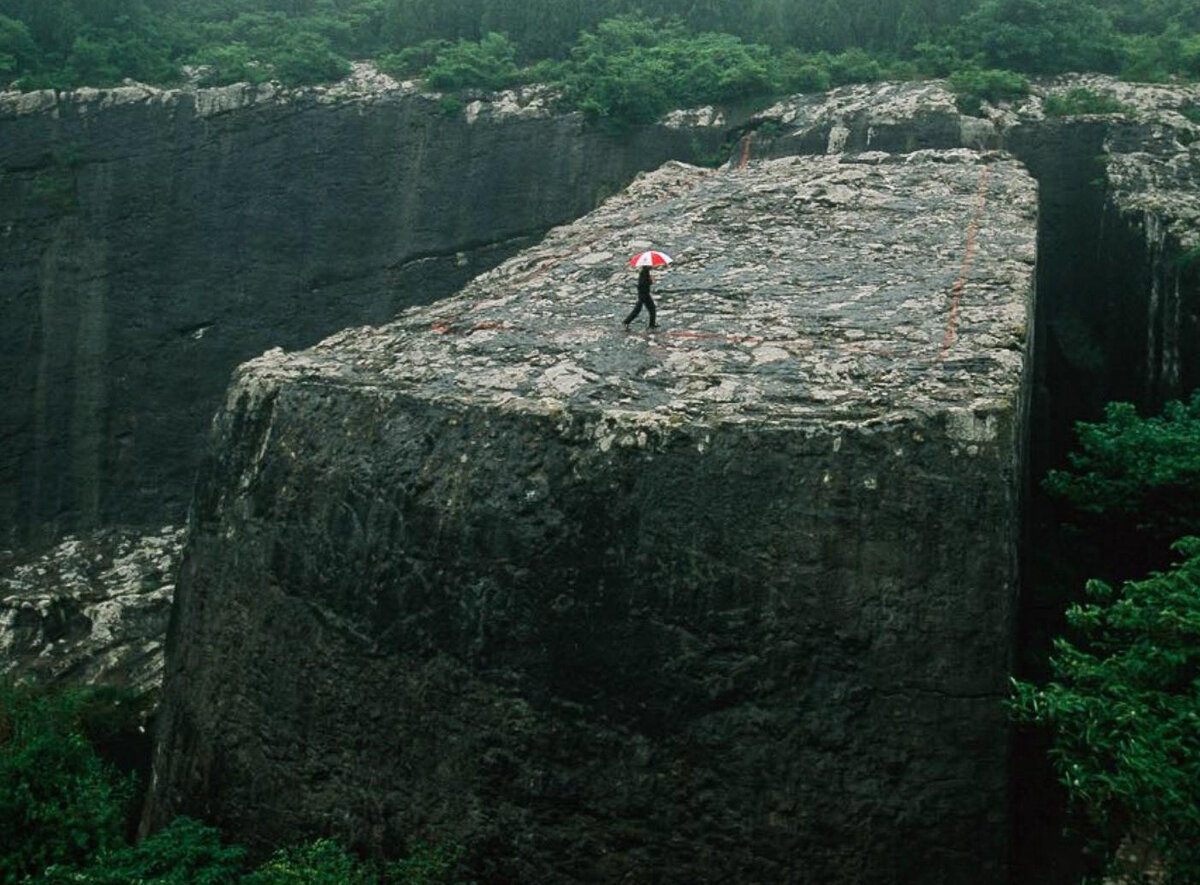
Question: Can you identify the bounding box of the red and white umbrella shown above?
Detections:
[629,250,673,268]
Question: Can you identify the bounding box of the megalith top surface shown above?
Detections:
[241,150,1036,430]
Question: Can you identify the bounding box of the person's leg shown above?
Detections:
[623,300,642,325]
[646,293,657,328]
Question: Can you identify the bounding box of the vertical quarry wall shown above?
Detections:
[144,153,1036,883]
[0,72,724,547]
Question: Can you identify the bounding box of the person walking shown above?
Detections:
[623,265,657,329]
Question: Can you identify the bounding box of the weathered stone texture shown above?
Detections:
[0,66,725,547]
[747,74,1200,457]
[146,152,1035,883]
[0,525,183,701]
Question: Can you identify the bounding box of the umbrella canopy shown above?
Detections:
[629,250,673,268]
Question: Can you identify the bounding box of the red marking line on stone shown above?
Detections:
[941,163,990,358]
[432,318,516,335]
[738,132,753,169]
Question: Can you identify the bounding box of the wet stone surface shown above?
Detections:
[148,152,1036,884]
[247,150,1035,429]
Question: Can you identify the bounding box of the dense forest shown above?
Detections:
[1,0,1198,124]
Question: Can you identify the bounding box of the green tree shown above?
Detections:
[0,14,36,76]
[1011,539,1200,883]
[1013,392,1200,883]
[1044,392,1200,582]
[955,0,1120,73]
[0,681,133,883]
[423,31,520,91]
[42,817,247,885]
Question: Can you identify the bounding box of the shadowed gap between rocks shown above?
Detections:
[1007,120,1200,885]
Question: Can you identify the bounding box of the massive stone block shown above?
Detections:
[146,151,1036,883]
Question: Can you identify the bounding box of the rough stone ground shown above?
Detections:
[748,75,1200,246]
[251,150,1034,430]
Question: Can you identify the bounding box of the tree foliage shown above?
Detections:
[0,0,1196,99]
[1013,393,1200,882]
[1011,541,1200,883]
[0,679,464,884]
[0,681,134,883]
[1044,392,1200,580]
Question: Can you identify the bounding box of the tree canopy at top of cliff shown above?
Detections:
[0,0,1197,122]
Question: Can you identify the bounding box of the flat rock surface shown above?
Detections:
[247,150,1035,431]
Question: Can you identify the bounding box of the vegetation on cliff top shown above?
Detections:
[1012,392,1200,884]
[0,0,1198,125]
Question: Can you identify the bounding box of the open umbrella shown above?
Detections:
[629,250,672,268]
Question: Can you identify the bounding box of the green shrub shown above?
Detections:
[825,47,884,86]
[43,817,247,885]
[954,0,1120,74]
[1043,393,1200,573]
[376,39,452,81]
[1011,539,1200,883]
[189,42,271,87]
[947,66,1029,115]
[554,14,781,127]
[241,838,361,885]
[0,681,133,883]
[1043,87,1131,117]
[267,29,350,86]
[1014,392,1200,882]
[423,32,521,92]
[384,841,465,885]
[242,836,463,885]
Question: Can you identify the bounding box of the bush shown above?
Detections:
[554,15,782,127]
[1043,87,1131,117]
[377,39,452,81]
[0,681,133,882]
[947,66,1029,115]
[954,0,1120,74]
[43,817,247,885]
[423,31,521,92]
[0,678,466,884]
[1013,392,1200,883]
[189,42,271,87]
[1043,393,1200,577]
[268,29,350,86]
[1011,539,1200,883]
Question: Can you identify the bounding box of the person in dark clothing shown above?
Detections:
[623,265,657,329]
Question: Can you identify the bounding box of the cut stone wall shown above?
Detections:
[145,152,1036,883]
[0,71,725,547]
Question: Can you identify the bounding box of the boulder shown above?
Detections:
[145,151,1036,883]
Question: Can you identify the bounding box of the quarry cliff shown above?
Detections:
[144,150,1036,883]
[2,72,1199,883]
[0,65,726,548]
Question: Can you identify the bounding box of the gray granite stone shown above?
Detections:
[145,151,1036,884]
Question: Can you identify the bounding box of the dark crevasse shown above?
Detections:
[1006,119,1200,884]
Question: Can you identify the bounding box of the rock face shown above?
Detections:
[0,525,183,702]
[744,75,1200,450]
[0,65,727,547]
[145,152,1036,883]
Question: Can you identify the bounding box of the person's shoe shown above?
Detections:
[648,322,658,329]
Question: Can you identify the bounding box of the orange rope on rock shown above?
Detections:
[941,162,990,358]
[738,132,753,169]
